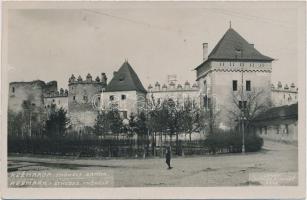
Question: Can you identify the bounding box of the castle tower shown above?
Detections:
[68,73,107,131]
[102,61,147,118]
[195,27,273,129]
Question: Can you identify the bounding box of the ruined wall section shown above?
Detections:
[8,80,57,113]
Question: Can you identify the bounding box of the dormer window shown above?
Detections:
[119,74,125,81]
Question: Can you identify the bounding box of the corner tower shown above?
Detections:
[102,61,147,118]
[195,27,274,129]
[68,73,107,132]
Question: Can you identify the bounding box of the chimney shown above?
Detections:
[203,43,208,61]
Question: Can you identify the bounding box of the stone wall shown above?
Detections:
[8,80,57,113]
[68,79,105,130]
[196,60,272,130]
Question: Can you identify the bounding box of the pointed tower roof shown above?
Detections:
[105,61,147,93]
[209,28,273,61]
[195,27,273,69]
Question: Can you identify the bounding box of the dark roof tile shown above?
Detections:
[105,61,147,93]
[195,28,273,70]
[253,103,298,122]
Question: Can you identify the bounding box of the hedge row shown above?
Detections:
[8,132,263,157]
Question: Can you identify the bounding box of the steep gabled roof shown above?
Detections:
[253,103,298,122]
[105,61,147,93]
[195,27,273,70]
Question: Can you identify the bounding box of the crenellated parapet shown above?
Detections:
[68,73,107,85]
[271,81,298,93]
[147,81,199,92]
[44,88,68,98]
[271,81,298,106]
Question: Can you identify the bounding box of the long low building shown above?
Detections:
[251,103,298,143]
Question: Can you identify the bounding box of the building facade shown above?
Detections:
[147,81,200,107]
[43,88,69,110]
[68,73,107,131]
[195,27,274,129]
[251,103,298,143]
[9,80,58,113]
[271,82,298,106]
[102,61,147,118]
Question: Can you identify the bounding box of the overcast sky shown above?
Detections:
[5,1,305,89]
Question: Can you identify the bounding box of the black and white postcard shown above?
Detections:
[1,1,306,199]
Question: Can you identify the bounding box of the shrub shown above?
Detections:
[204,130,263,153]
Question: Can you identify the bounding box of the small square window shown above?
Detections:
[110,95,114,101]
[73,96,76,100]
[121,95,126,100]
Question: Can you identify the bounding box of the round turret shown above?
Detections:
[291,83,295,88]
[86,73,92,82]
[277,81,282,89]
[284,84,289,90]
[148,84,153,90]
[155,82,160,90]
[184,81,190,89]
[95,76,100,82]
[77,75,83,82]
[60,88,64,95]
[177,84,182,89]
[69,74,76,83]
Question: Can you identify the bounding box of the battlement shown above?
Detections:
[147,81,199,92]
[271,81,298,93]
[68,73,107,85]
[44,88,68,98]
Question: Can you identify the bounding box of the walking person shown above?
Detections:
[165,146,172,169]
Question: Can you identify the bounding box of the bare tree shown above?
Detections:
[228,88,272,131]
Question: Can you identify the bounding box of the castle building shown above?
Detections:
[9,80,58,113]
[43,88,69,110]
[102,61,147,118]
[271,82,298,106]
[251,103,298,143]
[68,73,107,131]
[147,80,200,107]
[195,27,274,129]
